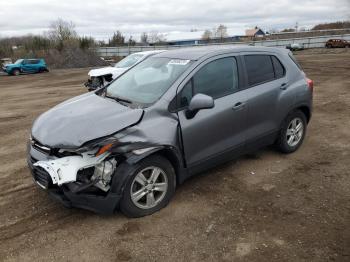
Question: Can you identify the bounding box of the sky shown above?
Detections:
[0,0,349,41]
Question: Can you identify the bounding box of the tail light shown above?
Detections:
[306,78,314,92]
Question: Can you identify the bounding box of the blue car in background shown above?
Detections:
[3,59,49,76]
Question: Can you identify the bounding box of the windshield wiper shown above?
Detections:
[105,94,132,105]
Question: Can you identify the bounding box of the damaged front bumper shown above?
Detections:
[27,143,122,214]
[46,187,121,214]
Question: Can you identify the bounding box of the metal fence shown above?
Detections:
[96,33,350,57]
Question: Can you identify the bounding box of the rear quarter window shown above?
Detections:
[271,56,285,78]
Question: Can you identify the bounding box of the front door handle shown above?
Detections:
[280,83,288,90]
[232,102,245,110]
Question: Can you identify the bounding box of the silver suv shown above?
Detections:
[27,46,313,217]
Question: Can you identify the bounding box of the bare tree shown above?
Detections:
[201,29,212,41]
[128,36,136,46]
[108,31,125,46]
[215,24,228,41]
[48,18,78,50]
[140,32,149,44]
[148,31,166,44]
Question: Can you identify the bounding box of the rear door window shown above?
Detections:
[28,60,39,64]
[244,55,275,86]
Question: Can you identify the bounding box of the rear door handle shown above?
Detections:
[280,83,288,90]
[232,102,245,110]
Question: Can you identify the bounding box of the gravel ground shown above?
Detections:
[0,49,349,262]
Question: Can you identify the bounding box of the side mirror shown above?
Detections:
[186,94,214,119]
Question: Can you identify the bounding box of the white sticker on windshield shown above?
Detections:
[168,59,190,65]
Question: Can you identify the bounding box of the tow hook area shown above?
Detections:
[33,152,111,186]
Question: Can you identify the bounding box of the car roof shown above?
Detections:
[154,45,288,60]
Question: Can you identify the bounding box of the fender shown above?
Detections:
[109,145,187,195]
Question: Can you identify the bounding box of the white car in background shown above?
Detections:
[85,50,165,91]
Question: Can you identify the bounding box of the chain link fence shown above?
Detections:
[96,33,350,57]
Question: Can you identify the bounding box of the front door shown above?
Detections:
[177,56,247,168]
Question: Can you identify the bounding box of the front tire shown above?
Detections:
[276,110,307,154]
[119,155,176,218]
[11,69,20,76]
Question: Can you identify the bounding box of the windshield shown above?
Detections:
[106,57,192,105]
[14,59,23,64]
[115,53,144,68]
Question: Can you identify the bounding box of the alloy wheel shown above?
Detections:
[286,117,304,147]
[130,166,168,209]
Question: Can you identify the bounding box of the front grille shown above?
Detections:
[33,166,53,189]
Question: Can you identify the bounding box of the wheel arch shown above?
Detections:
[125,146,186,186]
[296,105,311,123]
[10,67,20,74]
[278,104,311,133]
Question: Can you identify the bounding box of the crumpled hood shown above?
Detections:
[32,93,143,148]
[4,63,16,68]
[88,67,128,78]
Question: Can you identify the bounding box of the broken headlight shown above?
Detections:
[74,136,119,156]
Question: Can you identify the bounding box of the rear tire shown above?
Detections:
[38,67,48,73]
[276,110,307,154]
[119,155,176,218]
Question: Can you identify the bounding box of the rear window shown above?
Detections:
[244,55,275,86]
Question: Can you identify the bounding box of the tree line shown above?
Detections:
[0,18,166,58]
[1,19,349,58]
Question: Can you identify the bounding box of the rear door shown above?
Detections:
[28,60,40,72]
[176,55,248,168]
[242,54,288,145]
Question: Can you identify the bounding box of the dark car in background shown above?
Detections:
[27,46,313,217]
[3,58,49,76]
[325,39,350,48]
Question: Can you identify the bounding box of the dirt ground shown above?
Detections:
[0,49,349,262]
